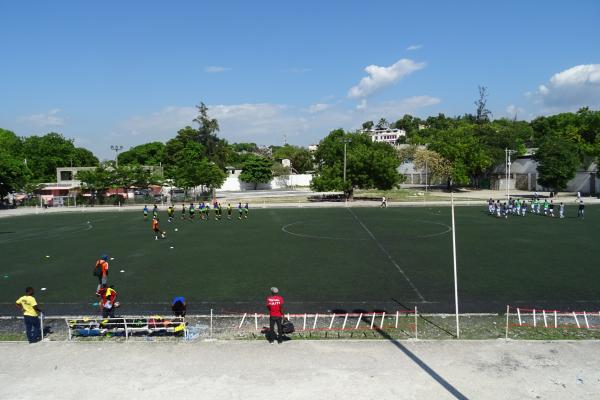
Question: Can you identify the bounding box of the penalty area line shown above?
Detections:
[347,207,426,303]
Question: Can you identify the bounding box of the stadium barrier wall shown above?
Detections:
[505,305,600,339]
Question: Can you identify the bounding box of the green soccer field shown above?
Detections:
[1,205,599,315]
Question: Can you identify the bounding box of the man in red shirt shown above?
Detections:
[266,287,284,343]
[97,285,118,318]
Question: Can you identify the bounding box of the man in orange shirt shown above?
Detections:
[152,216,165,240]
[93,254,109,292]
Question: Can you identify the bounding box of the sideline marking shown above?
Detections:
[346,208,426,302]
[281,221,369,241]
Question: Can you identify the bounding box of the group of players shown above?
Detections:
[487,197,585,219]
[144,202,250,240]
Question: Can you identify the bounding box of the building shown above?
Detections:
[361,128,406,146]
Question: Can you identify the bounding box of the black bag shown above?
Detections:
[93,263,102,277]
[282,318,295,334]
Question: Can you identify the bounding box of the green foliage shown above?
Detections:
[272,144,313,173]
[392,114,422,137]
[239,156,273,189]
[412,121,492,186]
[20,132,99,183]
[77,166,113,193]
[118,142,165,166]
[0,129,30,198]
[311,129,401,196]
[534,134,580,191]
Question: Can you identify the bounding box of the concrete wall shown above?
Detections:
[218,170,313,191]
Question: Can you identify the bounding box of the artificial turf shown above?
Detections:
[0,204,598,315]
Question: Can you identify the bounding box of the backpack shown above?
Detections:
[282,318,295,334]
[93,261,103,277]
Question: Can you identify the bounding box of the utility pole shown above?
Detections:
[343,140,347,183]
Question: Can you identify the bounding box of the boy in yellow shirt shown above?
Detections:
[15,287,42,343]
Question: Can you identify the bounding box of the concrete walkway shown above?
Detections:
[1,340,599,399]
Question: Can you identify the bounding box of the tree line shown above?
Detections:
[2,94,599,202]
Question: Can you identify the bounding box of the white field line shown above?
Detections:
[346,208,426,302]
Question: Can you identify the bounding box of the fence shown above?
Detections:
[505,305,600,339]
[57,308,418,341]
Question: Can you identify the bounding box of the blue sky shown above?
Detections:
[1,0,599,159]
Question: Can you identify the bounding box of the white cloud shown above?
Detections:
[204,66,231,73]
[356,99,367,110]
[356,96,441,119]
[406,44,423,51]
[506,104,526,118]
[348,58,426,99]
[119,106,197,137]
[20,108,65,127]
[308,103,332,113]
[534,64,600,111]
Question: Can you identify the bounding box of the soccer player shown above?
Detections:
[488,198,494,215]
[152,216,165,240]
[266,287,284,344]
[94,254,110,292]
[381,196,387,208]
[578,200,585,219]
[97,285,118,318]
[217,203,223,220]
[533,198,540,214]
[227,203,232,220]
[15,287,42,343]
[143,205,148,221]
[515,199,521,215]
[167,205,175,223]
[171,296,187,317]
[238,202,243,220]
[152,204,158,219]
[189,202,195,221]
[542,199,549,216]
[559,202,565,219]
[181,203,187,220]
[199,202,205,220]
[549,200,555,217]
[521,200,528,216]
[244,203,249,219]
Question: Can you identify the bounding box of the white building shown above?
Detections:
[362,128,406,145]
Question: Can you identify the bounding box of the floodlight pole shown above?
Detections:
[451,183,460,338]
[111,145,124,168]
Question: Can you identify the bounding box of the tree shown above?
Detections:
[376,118,389,130]
[361,121,374,131]
[311,129,401,198]
[0,129,30,199]
[413,120,493,188]
[392,114,422,137]
[413,148,453,185]
[118,142,165,166]
[196,159,226,192]
[77,166,113,203]
[534,134,580,192]
[239,156,273,189]
[21,133,98,182]
[272,144,313,173]
[474,85,492,124]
